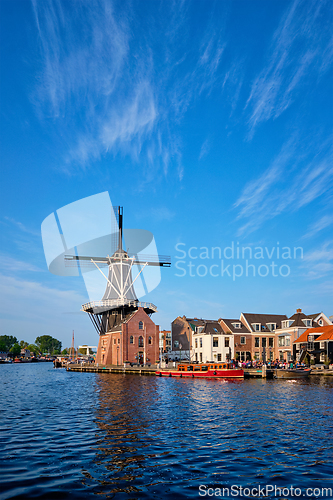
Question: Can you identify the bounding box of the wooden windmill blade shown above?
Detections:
[128,254,171,267]
[64,254,109,269]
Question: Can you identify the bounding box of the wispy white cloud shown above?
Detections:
[198,138,211,160]
[0,255,44,274]
[245,0,333,137]
[304,215,333,239]
[301,241,333,279]
[2,216,40,236]
[234,137,333,235]
[151,207,175,221]
[30,0,228,180]
[0,273,90,344]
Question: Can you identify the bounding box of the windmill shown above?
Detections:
[64,206,170,336]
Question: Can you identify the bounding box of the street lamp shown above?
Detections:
[117,345,119,366]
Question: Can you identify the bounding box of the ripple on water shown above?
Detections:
[1,365,333,499]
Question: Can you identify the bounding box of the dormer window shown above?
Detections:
[252,323,260,331]
[267,323,276,332]
[232,322,241,329]
[282,320,293,328]
[318,319,323,326]
[302,319,312,327]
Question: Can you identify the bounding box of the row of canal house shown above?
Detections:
[171,309,333,363]
[95,305,332,366]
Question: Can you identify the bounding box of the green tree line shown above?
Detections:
[0,335,62,356]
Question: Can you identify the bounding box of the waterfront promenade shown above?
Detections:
[65,362,333,378]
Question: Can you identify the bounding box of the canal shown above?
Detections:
[1,362,332,499]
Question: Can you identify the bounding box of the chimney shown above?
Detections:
[296,308,302,313]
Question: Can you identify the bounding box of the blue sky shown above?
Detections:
[0,0,332,348]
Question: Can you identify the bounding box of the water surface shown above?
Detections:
[1,363,332,499]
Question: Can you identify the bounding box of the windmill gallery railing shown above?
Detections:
[81,299,157,313]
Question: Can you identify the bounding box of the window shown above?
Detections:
[286,337,290,346]
[114,339,116,344]
[320,341,325,349]
[318,319,323,326]
[262,338,266,348]
[252,324,260,331]
[195,339,198,348]
[195,353,198,361]
[232,323,241,328]
[118,338,120,344]
[302,319,312,327]
[130,336,134,344]
[148,336,152,345]
[139,321,143,330]
[279,337,285,347]
[269,338,274,348]
[200,338,202,348]
[213,337,218,347]
[255,337,260,348]
[225,337,229,348]
[217,354,222,361]
[240,336,246,345]
[200,353,202,362]
[174,340,179,349]
[267,323,276,331]
[138,336,144,347]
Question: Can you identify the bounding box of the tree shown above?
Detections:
[61,348,68,355]
[0,335,18,352]
[35,335,62,355]
[20,340,29,348]
[27,344,40,356]
[9,343,21,356]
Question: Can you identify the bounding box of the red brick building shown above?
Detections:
[219,318,252,362]
[96,307,159,365]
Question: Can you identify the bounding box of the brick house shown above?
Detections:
[293,325,333,364]
[275,309,332,361]
[240,313,288,361]
[219,318,252,362]
[96,307,159,365]
[171,315,194,358]
[159,330,171,353]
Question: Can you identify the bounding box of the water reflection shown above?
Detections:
[86,374,333,499]
[0,364,332,499]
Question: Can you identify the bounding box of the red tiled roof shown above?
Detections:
[293,325,333,343]
[316,329,333,341]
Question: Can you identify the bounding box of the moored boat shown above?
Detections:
[156,362,244,378]
[274,368,311,379]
